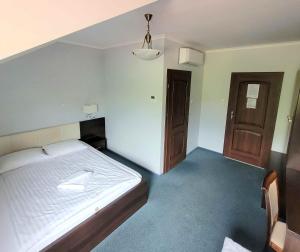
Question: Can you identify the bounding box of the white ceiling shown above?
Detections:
[1,0,155,62]
[61,0,300,50]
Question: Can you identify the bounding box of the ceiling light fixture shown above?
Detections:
[132,14,161,60]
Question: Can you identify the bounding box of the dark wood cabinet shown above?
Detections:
[80,118,107,151]
[286,90,300,234]
[287,90,300,172]
[81,136,107,150]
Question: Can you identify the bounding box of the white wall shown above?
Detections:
[103,39,165,174]
[198,42,300,154]
[163,39,203,156]
[103,38,203,174]
[0,42,104,136]
[5,37,298,174]
[0,38,203,175]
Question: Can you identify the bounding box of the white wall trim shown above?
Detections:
[205,40,300,53]
[59,34,166,51]
[164,36,204,52]
[102,35,204,51]
[59,34,205,52]
[59,37,300,54]
[58,40,104,50]
[0,40,58,64]
[58,36,300,55]
[100,34,166,50]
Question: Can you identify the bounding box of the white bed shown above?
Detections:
[0,144,142,252]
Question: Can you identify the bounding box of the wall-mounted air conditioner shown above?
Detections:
[179,48,204,66]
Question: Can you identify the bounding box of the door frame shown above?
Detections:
[164,69,192,173]
[223,72,283,168]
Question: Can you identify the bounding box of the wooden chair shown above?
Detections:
[262,170,287,252]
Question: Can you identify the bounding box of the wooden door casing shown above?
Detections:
[164,69,191,173]
[286,89,300,171]
[223,72,283,168]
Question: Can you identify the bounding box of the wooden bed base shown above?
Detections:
[43,179,148,252]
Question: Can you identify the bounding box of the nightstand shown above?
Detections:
[81,136,107,151]
[80,118,106,151]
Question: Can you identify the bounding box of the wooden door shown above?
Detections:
[286,89,300,234]
[223,72,283,168]
[164,69,191,172]
[286,89,300,171]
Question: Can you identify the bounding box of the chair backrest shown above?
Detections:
[262,170,279,242]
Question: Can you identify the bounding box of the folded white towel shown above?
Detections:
[57,170,93,192]
[221,237,250,252]
[57,184,85,191]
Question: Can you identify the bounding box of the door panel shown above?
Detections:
[164,69,191,172]
[223,72,283,168]
[172,80,188,127]
[232,129,262,156]
[171,131,185,159]
[235,82,269,128]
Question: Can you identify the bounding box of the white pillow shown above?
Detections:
[0,148,48,174]
[43,140,87,157]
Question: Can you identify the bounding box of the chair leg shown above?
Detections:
[270,242,283,252]
[263,237,273,252]
[264,245,276,252]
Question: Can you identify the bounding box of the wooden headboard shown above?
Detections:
[0,123,80,156]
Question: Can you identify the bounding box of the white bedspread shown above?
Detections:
[0,146,142,252]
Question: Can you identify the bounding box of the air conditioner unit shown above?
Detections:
[179,48,204,66]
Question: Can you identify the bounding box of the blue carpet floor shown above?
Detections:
[93,148,267,252]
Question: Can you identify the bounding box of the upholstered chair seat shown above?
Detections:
[270,221,287,251]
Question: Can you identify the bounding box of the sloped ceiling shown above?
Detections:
[1,0,157,62]
[62,0,300,50]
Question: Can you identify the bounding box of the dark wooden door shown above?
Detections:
[286,89,300,234]
[223,72,283,168]
[164,69,191,172]
[287,89,300,171]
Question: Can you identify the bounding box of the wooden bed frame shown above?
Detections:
[0,123,149,252]
[43,179,148,252]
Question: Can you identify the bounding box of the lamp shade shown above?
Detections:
[132,14,160,60]
[83,104,98,114]
[132,48,161,60]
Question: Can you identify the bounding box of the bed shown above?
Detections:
[0,123,148,252]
